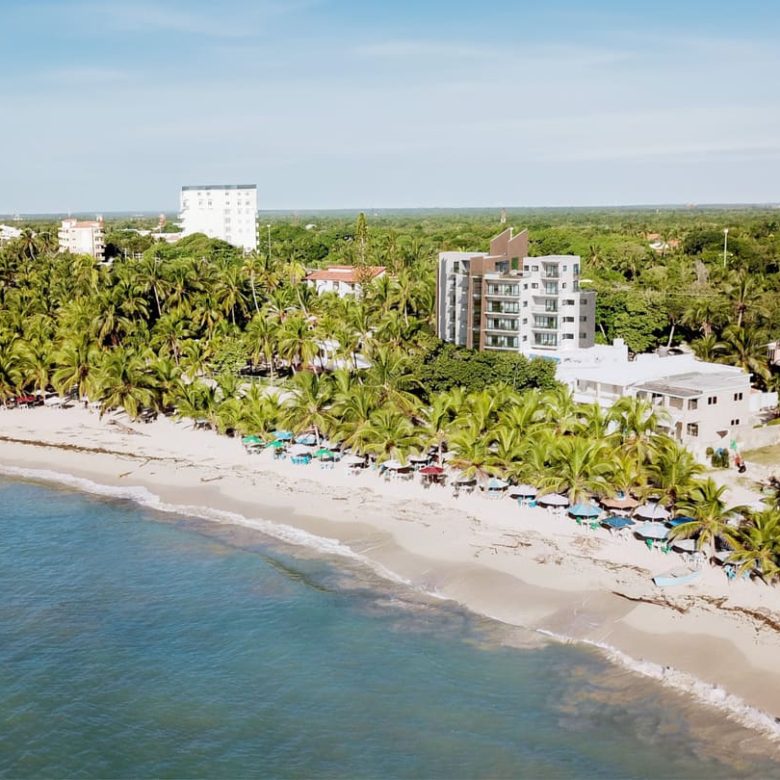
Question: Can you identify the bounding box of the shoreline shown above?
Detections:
[2,407,780,746]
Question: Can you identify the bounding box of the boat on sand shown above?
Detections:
[653,567,702,587]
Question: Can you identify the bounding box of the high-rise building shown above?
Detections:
[435,228,595,355]
[58,217,105,260]
[179,184,257,251]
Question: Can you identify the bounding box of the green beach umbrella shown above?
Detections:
[242,435,262,445]
[314,447,334,459]
[267,440,285,449]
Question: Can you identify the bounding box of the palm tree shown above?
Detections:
[278,315,318,374]
[282,371,333,445]
[673,479,746,560]
[647,438,704,507]
[729,508,780,582]
[0,342,22,404]
[356,407,420,464]
[94,349,156,419]
[52,335,99,399]
[537,437,613,504]
[245,313,279,377]
[718,325,770,382]
[448,427,495,483]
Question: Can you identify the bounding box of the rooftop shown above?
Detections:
[181,184,256,191]
[636,371,749,397]
[306,265,386,283]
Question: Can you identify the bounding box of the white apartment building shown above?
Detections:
[436,228,596,355]
[58,217,105,260]
[179,184,257,251]
[0,224,22,244]
[555,342,764,452]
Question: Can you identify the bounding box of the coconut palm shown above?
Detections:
[647,438,704,507]
[94,349,156,419]
[52,335,99,399]
[672,479,746,560]
[537,436,613,504]
[729,508,780,582]
[355,407,420,464]
[0,342,22,404]
[448,427,496,483]
[282,371,333,445]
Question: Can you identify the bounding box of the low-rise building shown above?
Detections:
[58,217,105,260]
[305,265,386,297]
[0,224,22,244]
[556,341,757,452]
[436,228,596,356]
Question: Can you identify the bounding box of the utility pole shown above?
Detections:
[723,227,729,268]
[267,223,272,259]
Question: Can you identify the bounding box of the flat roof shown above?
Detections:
[635,371,749,397]
[181,184,256,191]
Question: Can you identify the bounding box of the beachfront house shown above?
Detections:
[555,341,769,453]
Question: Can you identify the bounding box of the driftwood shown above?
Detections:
[612,591,690,614]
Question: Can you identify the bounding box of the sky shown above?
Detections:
[1,0,779,213]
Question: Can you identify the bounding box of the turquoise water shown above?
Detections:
[1,479,778,778]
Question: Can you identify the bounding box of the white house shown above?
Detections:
[305,265,386,298]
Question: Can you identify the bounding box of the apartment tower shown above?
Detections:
[179,184,258,251]
[58,217,105,260]
[436,228,595,355]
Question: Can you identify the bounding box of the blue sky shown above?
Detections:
[1,0,779,213]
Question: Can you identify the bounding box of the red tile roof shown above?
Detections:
[305,265,386,283]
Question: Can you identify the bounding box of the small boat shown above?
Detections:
[653,567,702,587]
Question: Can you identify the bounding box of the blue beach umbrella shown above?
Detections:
[602,515,636,529]
[667,516,695,527]
[486,477,509,490]
[569,503,600,518]
[272,430,293,441]
[294,433,317,445]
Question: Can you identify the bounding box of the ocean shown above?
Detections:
[1,477,778,778]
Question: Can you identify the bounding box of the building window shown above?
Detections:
[563,316,575,323]
[730,419,740,426]
[563,299,575,306]
[522,301,528,307]
[580,315,587,322]
[733,392,743,401]
[580,332,587,339]
[688,398,698,410]
[563,334,574,339]
[707,396,718,405]
[686,423,699,437]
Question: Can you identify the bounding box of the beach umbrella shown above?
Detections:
[713,550,734,564]
[600,495,639,511]
[294,433,317,446]
[314,447,335,459]
[634,503,670,521]
[272,430,293,441]
[485,477,508,490]
[242,435,263,445]
[509,484,538,498]
[667,516,694,528]
[634,522,669,540]
[343,454,365,466]
[538,493,569,507]
[671,538,697,553]
[408,453,431,463]
[266,439,285,449]
[569,503,600,518]
[420,465,444,476]
[453,473,476,484]
[602,515,636,529]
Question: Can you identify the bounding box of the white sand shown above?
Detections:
[2,405,780,741]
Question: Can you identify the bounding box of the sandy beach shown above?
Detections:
[2,405,780,742]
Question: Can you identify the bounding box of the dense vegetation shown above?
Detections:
[0,207,779,580]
